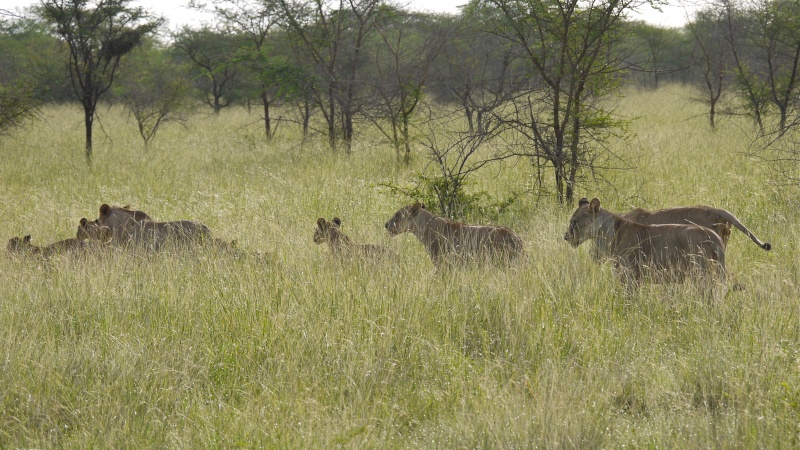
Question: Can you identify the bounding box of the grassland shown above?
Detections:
[1,84,798,448]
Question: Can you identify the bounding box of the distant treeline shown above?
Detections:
[4,0,794,115]
[2,0,799,200]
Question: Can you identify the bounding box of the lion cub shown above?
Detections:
[6,219,111,258]
[314,217,393,258]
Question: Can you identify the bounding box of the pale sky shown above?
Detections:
[2,0,696,30]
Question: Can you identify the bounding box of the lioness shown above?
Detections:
[565,198,726,291]
[622,205,770,250]
[96,203,211,250]
[384,202,525,266]
[314,217,393,258]
[95,204,153,242]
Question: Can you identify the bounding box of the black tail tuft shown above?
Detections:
[763,242,772,251]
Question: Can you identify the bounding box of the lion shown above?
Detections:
[622,205,770,251]
[384,202,525,266]
[96,203,211,250]
[7,235,42,256]
[7,219,111,258]
[95,204,153,242]
[76,218,113,243]
[314,217,393,258]
[564,197,727,291]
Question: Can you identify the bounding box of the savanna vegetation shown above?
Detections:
[2,0,800,445]
[5,0,800,201]
[1,84,798,447]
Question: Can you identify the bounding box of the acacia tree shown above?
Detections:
[727,0,800,133]
[278,0,383,152]
[433,11,523,137]
[173,26,243,114]
[196,0,282,138]
[688,6,733,130]
[116,42,192,150]
[720,0,800,186]
[474,0,644,203]
[41,0,161,163]
[628,21,688,89]
[364,9,450,164]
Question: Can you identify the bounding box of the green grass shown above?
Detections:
[1,85,798,447]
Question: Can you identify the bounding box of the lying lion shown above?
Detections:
[93,204,150,242]
[96,203,211,250]
[622,205,771,250]
[6,235,74,257]
[314,217,393,258]
[76,218,114,243]
[384,202,525,267]
[7,219,112,258]
[565,197,727,291]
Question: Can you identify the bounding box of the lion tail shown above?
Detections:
[716,209,771,251]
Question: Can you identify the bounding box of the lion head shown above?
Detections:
[314,217,350,246]
[7,235,36,255]
[564,198,601,248]
[77,218,113,243]
[384,202,425,237]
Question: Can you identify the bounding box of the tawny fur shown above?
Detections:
[622,205,770,250]
[314,217,393,258]
[7,218,111,258]
[384,203,525,266]
[565,198,727,290]
[97,203,211,250]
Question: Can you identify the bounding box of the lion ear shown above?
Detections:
[410,202,422,214]
[23,235,31,243]
[99,204,111,216]
[317,218,326,227]
[332,217,342,227]
[80,218,87,226]
[578,198,589,207]
[589,198,601,213]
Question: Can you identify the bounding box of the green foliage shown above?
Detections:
[172,26,245,112]
[114,42,192,148]
[39,0,163,162]
[624,21,693,87]
[0,16,70,103]
[473,0,639,203]
[380,173,521,221]
[0,80,39,137]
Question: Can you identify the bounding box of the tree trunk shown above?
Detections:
[84,101,94,164]
[302,101,310,141]
[567,83,585,204]
[261,90,272,140]
[554,163,565,204]
[709,98,716,130]
[390,117,401,160]
[402,115,411,166]
[344,110,353,154]
[465,107,474,134]
[327,82,337,151]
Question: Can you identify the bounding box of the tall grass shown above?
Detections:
[1,85,798,448]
